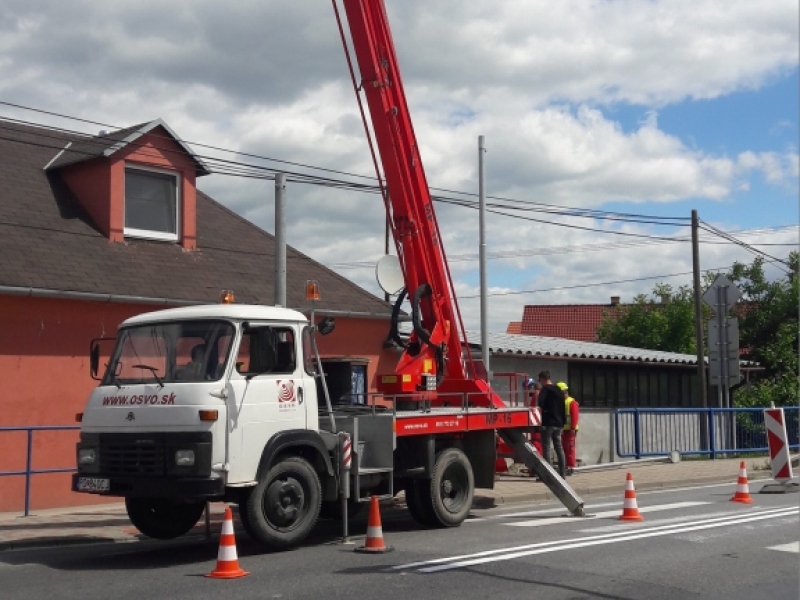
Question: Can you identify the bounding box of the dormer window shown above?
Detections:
[124,166,179,242]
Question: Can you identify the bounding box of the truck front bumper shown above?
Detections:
[74,430,224,499]
[72,473,225,499]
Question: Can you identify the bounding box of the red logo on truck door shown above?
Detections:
[277,380,297,411]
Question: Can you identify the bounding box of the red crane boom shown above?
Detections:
[337,0,503,408]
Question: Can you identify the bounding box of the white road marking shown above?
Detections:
[468,501,621,522]
[470,481,743,522]
[505,501,708,527]
[581,508,749,534]
[767,541,800,553]
[393,506,797,573]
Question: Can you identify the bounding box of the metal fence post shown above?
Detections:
[633,408,642,460]
[25,429,33,517]
[708,408,716,460]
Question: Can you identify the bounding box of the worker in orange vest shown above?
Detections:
[557,382,579,475]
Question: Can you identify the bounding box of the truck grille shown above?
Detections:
[98,435,166,476]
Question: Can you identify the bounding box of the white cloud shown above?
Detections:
[0,0,796,336]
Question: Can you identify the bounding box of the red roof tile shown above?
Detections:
[517,304,622,342]
[506,321,522,334]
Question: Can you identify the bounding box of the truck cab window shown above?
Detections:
[104,321,234,385]
[236,327,296,376]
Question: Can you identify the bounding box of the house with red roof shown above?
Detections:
[507,296,623,342]
[0,119,397,512]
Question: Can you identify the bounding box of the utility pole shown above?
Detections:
[691,209,707,407]
[478,135,490,381]
[275,173,287,307]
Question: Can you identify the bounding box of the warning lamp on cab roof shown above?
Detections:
[220,290,235,304]
[305,280,320,301]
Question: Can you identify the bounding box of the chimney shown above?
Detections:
[610,296,620,306]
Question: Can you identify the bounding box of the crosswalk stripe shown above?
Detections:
[418,508,798,573]
[506,501,708,527]
[468,501,621,522]
[394,506,796,572]
[767,541,799,553]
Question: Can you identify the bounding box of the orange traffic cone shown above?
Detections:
[354,495,393,553]
[206,506,249,579]
[730,461,754,504]
[618,472,644,521]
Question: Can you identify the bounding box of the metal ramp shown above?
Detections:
[498,428,586,516]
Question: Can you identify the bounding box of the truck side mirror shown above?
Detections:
[90,342,100,379]
[89,337,116,381]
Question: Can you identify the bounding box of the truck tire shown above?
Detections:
[125,497,205,540]
[237,492,256,539]
[244,456,321,550]
[428,447,474,527]
[405,479,437,527]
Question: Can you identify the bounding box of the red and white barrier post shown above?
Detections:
[340,431,352,543]
[764,405,794,483]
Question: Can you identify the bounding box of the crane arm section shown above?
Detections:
[339,0,472,391]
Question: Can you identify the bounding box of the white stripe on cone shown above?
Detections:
[221,517,234,535]
[218,544,238,562]
[366,525,383,539]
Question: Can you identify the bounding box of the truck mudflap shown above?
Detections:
[71,473,225,499]
[498,429,585,517]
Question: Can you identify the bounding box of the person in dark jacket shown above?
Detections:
[537,370,566,477]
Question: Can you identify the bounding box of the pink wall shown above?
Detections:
[0,296,394,512]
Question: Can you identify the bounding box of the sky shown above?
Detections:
[0,0,797,333]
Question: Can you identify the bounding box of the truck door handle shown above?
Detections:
[298,387,304,405]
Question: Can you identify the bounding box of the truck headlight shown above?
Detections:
[175,450,195,467]
[78,448,97,465]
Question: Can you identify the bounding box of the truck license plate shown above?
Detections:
[77,477,110,492]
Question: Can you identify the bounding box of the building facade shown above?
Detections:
[0,119,395,512]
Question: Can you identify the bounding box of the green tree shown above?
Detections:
[723,252,799,408]
[595,253,798,408]
[596,283,697,354]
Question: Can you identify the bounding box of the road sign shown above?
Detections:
[707,316,741,386]
[702,274,741,313]
[707,316,739,349]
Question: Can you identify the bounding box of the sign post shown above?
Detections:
[702,275,742,455]
[702,275,741,408]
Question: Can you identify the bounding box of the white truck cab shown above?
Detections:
[73,304,340,548]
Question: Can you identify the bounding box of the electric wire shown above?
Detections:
[0,107,794,281]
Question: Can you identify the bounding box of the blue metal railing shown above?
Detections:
[615,407,800,459]
[0,425,80,516]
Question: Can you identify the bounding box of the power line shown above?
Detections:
[0,104,696,226]
[329,225,798,269]
[0,108,794,271]
[699,220,792,272]
[457,258,789,300]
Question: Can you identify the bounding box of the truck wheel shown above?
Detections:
[429,448,474,527]
[237,491,256,539]
[405,479,437,527]
[125,497,205,540]
[244,456,321,550]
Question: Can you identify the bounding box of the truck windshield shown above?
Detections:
[103,320,235,386]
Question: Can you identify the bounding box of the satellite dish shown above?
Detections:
[376,254,404,296]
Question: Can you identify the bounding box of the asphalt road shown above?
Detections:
[0,483,797,600]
